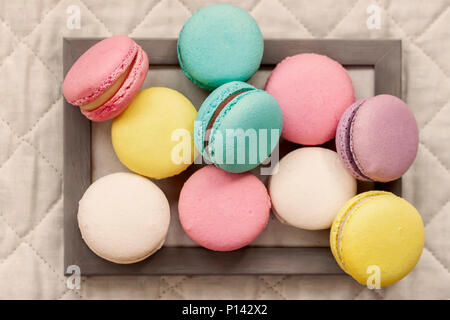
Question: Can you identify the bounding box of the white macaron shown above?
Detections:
[78,172,170,264]
[269,147,357,230]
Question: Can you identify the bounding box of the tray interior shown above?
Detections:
[91,65,375,248]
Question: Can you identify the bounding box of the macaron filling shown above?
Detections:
[345,101,372,181]
[204,88,253,152]
[80,59,135,112]
[336,195,375,264]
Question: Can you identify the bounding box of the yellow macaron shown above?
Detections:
[112,87,197,179]
[330,191,424,287]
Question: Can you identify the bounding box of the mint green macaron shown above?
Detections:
[178,4,264,90]
[194,81,283,173]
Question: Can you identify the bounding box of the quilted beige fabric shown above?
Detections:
[0,0,449,299]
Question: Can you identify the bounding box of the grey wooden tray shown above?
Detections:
[64,39,402,276]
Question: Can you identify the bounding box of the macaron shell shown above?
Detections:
[332,191,424,287]
[112,87,197,179]
[351,95,419,182]
[269,147,356,230]
[330,190,388,271]
[194,81,255,154]
[81,46,148,122]
[178,4,263,90]
[77,172,170,264]
[63,35,138,105]
[335,98,370,181]
[209,89,282,173]
[178,165,270,251]
[265,54,355,145]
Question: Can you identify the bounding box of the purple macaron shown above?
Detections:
[336,94,419,182]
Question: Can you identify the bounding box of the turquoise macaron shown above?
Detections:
[194,81,283,173]
[177,4,264,90]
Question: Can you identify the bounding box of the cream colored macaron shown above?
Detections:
[78,172,170,264]
[269,147,357,230]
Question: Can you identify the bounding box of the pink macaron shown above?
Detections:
[62,35,148,122]
[178,165,270,251]
[265,53,355,145]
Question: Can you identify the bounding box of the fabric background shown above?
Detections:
[0,0,449,299]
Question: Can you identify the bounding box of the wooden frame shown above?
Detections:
[64,39,402,276]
